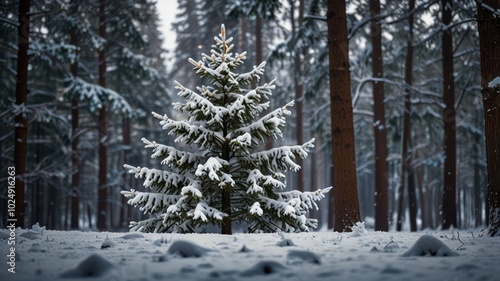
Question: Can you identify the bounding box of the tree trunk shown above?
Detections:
[97,0,108,230]
[326,0,361,232]
[14,0,30,229]
[221,126,232,234]
[441,0,457,230]
[290,0,304,192]
[120,117,131,228]
[397,0,418,232]
[369,0,389,232]
[476,0,500,237]
[70,31,80,230]
[474,124,483,227]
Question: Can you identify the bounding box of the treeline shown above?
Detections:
[1,0,499,235]
[1,0,170,230]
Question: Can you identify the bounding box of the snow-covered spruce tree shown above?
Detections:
[121,24,331,234]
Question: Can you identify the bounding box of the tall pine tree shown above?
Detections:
[122,25,331,234]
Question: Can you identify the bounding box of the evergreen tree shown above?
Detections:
[122,25,331,234]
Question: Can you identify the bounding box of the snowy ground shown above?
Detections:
[1,225,499,281]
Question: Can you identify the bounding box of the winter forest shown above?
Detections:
[2,0,500,239]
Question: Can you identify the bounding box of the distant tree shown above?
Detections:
[290,0,305,192]
[369,0,389,232]
[96,0,108,231]
[476,0,500,237]
[441,0,457,230]
[326,0,361,232]
[70,28,80,230]
[397,0,418,232]
[122,25,331,234]
[14,0,30,228]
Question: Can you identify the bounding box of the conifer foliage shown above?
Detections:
[122,25,331,234]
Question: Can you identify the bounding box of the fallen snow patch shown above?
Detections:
[60,254,115,278]
[402,234,459,257]
[240,260,287,277]
[287,250,321,264]
[167,240,211,258]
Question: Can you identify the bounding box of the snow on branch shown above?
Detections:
[173,81,226,124]
[30,40,79,65]
[141,138,203,169]
[128,217,165,232]
[189,202,226,222]
[152,112,225,149]
[244,139,315,172]
[236,61,268,83]
[246,169,286,194]
[121,47,160,80]
[195,157,226,181]
[235,101,293,142]
[488,77,500,89]
[123,164,192,191]
[64,77,136,117]
[120,190,181,215]
[276,187,333,213]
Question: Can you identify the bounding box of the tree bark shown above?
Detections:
[327,0,361,232]
[14,0,30,229]
[441,0,457,230]
[397,0,417,232]
[476,0,500,237]
[97,0,108,230]
[290,0,304,192]
[120,117,131,228]
[369,0,389,232]
[70,31,80,230]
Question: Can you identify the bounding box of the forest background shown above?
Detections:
[1,0,499,235]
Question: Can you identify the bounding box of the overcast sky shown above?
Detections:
[156,1,178,51]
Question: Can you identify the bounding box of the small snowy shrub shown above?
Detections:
[121,24,331,234]
[349,221,368,237]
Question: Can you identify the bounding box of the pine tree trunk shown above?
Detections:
[441,0,457,230]
[370,0,389,232]
[408,165,418,231]
[97,0,108,230]
[474,126,483,227]
[70,31,80,230]
[120,117,131,228]
[398,0,418,232]
[326,0,361,232]
[221,133,232,234]
[476,1,500,237]
[14,0,30,229]
[290,0,304,192]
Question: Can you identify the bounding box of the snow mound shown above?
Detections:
[100,237,115,249]
[402,234,458,257]
[240,260,287,277]
[349,221,368,237]
[383,240,400,252]
[120,233,144,240]
[167,240,211,258]
[239,245,252,252]
[287,250,321,264]
[0,231,9,239]
[60,254,115,278]
[28,243,43,252]
[277,238,295,247]
[20,230,41,240]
